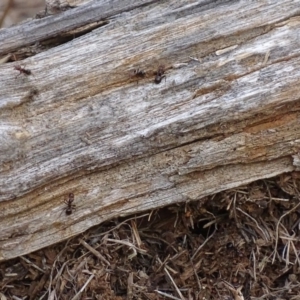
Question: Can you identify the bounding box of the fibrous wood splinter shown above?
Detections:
[133,68,146,78]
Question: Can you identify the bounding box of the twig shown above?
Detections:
[155,290,182,300]
[272,201,300,263]
[251,249,256,281]
[222,280,244,300]
[156,255,171,274]
[148,209,155,221]
[236,208,269,241]
[91,213,149,238]
[20,256,45,273]
[156,256,178,276]
[80,239,110,266]
[71,274,95,300]
[169,250,188,262]
[105,238,149,255]
[279,229,300,266]
[291,238,300,266]
[164,267,185,300]
[190,256,201,290]
[191,227,216,260]
[127,272,133,300]
[12,296,23,300]
[131,219,142,248]
[140,232,178,253]
[47,240,71,298]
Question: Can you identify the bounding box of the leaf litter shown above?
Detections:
[1,172,300,299]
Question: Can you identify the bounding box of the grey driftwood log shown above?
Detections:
[0,0,300,261]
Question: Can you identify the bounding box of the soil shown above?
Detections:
[1,172,300,299]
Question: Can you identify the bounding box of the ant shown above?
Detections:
[14,65,32,77]
[154,65,166,84]
[133,68,146,78]
[64,193,76,215]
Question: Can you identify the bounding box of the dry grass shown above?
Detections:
[1,172,300,299]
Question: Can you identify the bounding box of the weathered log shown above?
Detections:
[0,0,299,261]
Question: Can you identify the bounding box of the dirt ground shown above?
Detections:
[1,172,300,299]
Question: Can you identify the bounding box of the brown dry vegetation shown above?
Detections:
[1,172,300,299]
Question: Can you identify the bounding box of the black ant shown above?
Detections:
[64,193,76,215]
[14,65,32,77]
[154,65,166,84]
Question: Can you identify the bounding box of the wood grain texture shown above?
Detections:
[0,0,156,55]
[0,0,300,261]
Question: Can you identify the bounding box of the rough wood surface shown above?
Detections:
[0,0,300,261]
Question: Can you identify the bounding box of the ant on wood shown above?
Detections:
[14,65,32,77]
[64,193,76,215]
[154,65,166,84]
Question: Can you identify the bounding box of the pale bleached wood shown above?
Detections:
[0,0,300,261]
[0,0,156,55]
